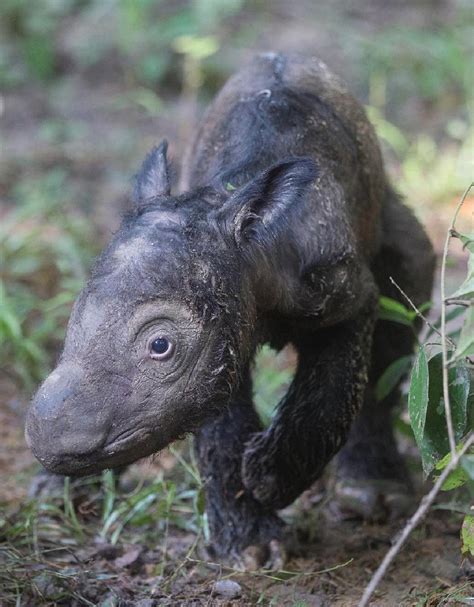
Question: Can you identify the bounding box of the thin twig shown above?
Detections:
[388,277,456,349]
[440,182,472,456]
[186,555,354,580]
[444,298,472,307]
[358,433,474,607]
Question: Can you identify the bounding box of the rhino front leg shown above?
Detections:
[194,370,285,570]
[242,299,377,510]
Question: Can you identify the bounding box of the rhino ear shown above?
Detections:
[133,140,170,204]
[220,157,317,246]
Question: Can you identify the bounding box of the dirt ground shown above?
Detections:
[0,383,472,606]
[1,0,473,605]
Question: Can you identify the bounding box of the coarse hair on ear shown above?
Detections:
[217,157,318,247]
[133,140,170,205]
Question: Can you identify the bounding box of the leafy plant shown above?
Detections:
[361,186,474,606]
[0,0,248,92]
[407,185,473,493]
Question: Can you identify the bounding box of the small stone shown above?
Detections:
[213,579,242,599]
[135,600,157,607]
[114,546,143,568]
[32,573,63,600]
[97,596,118,607]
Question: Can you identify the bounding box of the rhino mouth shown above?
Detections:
[103,427,151,455]
[28,427,168,477]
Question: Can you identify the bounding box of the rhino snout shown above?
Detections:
[25,363,109,473]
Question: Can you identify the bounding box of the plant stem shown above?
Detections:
[358,433,474,607]
[440,182,472,457]
[388,276,456,349]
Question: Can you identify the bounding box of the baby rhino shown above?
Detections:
[26,53,434,568]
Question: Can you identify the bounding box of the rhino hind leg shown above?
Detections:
[334,319,417,522]
[334,191,435,521]
[335,388,414,521]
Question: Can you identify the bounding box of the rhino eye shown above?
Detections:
[149,336,174,360]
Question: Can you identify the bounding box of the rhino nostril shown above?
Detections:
[26,362,110,460]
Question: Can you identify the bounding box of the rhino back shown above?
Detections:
[183,52,387,258]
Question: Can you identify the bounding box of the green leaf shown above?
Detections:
[461,454,474,480]
[450,231,474,357]
[172,35,219,59]
[378,296,415,326]
[435,449,453,471]
[418,301,432,315]
[22,35,56,81]
[435,445,474,491]
[456,231,474,250]
[408,346,429,459]
[410,352,470,475]
[450,232,474,300]
[452,306,474,362]
[440,466,468,491]
[461,514,474,556]
[195,486,206,517]
[375,355,412,402]
[394,416,415,439]
[450,277,474,300]
[0,309,22,341]
[101,470,116,523]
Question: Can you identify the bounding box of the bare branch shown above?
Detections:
[388,276,456,350]
[358,433,474,607]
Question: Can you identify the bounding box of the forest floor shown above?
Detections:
[0,388,472,606]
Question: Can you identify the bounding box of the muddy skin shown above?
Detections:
[26,53,435,567]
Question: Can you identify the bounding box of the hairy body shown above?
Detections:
[26,53,434,567]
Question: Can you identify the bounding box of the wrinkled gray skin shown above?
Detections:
[26,53,434,568]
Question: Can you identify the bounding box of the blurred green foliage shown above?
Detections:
[357,7,472,208]
[0,169,99,390]
[361,23,472,108]
[1,0,471,117]
[0,0,246,88]
[367,105,472,209]
[0,0,76,84]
